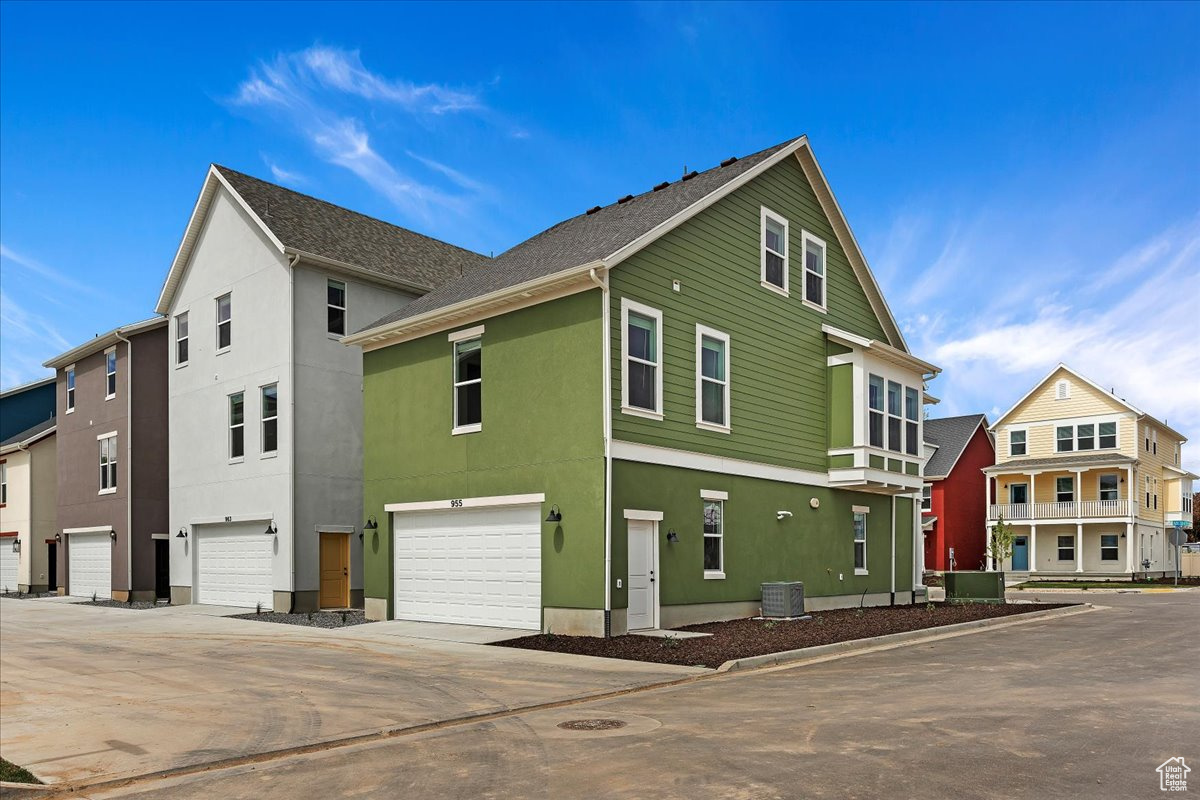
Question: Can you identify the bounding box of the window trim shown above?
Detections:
[1009,483,1029,505]
[853,506,869,575]
[1009,429,1027,457]
[65,365,76,414]
[1100,534,1119,562]
[98,432,118,494]
[260,383,279,457]
[1056,534,1075,562]
[1098,473,1119,502]
[921,485,932,512]
[452,336,483,435]
[800,229,828,313]
[104,347,117,400]
[1055,476,1074,503]
[0,460,7,506]
[327,278,347,337]
[620,298,664,420]
[868,373,885,449]
[759,206,789,296]
[695,325,731,433]
[175,312,190,367]
[702,497,725,579]
[216,293,232,353]
[886,380,903,453]
[228,391,245,462]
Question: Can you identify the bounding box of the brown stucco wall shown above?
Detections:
[130,326,169,594]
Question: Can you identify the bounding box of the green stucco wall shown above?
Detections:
[609,155,889,474]
[612,460,913,610]
[362,290,606,617]
[827,363,854,450]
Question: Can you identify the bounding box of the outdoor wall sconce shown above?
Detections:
[666,529,679,543]
[358,532,364,542]
[109,530,117,541]
[11,539,20,553]
[264,521,278,536]
[809,498,820,509]
[176,527,188,539]
[545,505,562,524]
[54,533,62,544]
[364,516,378,530]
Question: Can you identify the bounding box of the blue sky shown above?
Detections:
[2,2,1198,467]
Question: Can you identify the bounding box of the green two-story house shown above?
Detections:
[346,136,939,636]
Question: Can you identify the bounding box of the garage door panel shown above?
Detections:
[196,524,273,608]
[68,533,112,599]
[394,504,541,630]
[0,544,19,591]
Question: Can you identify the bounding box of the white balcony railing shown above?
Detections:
[989,499,1133,520]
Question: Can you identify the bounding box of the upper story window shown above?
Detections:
[327,279,347,336]
[216,293,232,351]
[703,498,724,575]
[1010,430,1027,457]
[868,374,885,448]
[261,384,278,454]
[621,299,663,418]
[802,231,826,312]
[1057,421,1117,452]
[921,485,932,512]
[453,338,482,432]
[1099,474,1119,502]
[98,434,117,493]
[853,508,868,573]
[696,326,730,430]
[760,207,788,294]
[1077,424,1095,451]
[1150,429,1157,455]
[66,367,76,413]
[1099,421,1117,449]
[887,380,903,453]
[175,312,189,366]
[105,348,117,399]
[1056,426,1073,452]
[1,461,7,505]
[1056,476,1074,503]
[904,387,919,456]
[1145,475,1151,508]
[1055,379,1070,400]
[229,392,244,460]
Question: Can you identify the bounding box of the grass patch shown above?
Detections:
[0,757,41,784]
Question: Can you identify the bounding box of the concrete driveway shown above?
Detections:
[0,598,700,786]
[65,590,1199,800]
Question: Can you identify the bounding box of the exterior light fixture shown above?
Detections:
[364,516,378,530]
[11,538,19,553]
[666,529,679,543]
[545,505,562,524]
[264,521,278,535]
[55,533,62,544]
[110,530,117,541]
[176,527,188,539]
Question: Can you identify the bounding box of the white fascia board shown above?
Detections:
[43,317,167,369]
[821,324,940,377]
[287,248,432,296]
[63,525,114,534]
[385,493,547,513]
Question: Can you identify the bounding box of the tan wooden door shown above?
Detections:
[319,533,349,608]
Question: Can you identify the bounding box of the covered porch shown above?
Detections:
[994,521,1136,575]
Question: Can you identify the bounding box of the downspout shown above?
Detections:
[889,494,896,605]
[115,329,134,597]
[287,252,300,611]
[588,267,613,634]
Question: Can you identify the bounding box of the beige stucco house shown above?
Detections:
[0,420,57,593]
[985,364,1195,579]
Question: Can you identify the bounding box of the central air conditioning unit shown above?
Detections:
[761,581,807,619]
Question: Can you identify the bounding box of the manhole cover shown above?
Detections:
[557,718,627,731]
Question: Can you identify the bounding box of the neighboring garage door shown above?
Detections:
[394,504,542,630]
[68,532,112,599]
[195,523,274,608]
[0,537,18,591]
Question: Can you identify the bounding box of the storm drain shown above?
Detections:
[557,718,628,731]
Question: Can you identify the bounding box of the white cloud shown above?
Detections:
[262,156,306,185]
[300,47,481,114]
[0,289,70,389]
[1,244,105,297]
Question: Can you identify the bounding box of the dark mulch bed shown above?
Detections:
[496,602,1075,668]
[73,599,170,610]
[0,590,59,599]
[230,609,374,628]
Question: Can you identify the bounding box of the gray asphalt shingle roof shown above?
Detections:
[924,414,989,478]
[1,417,56,449]
[988,453,1137,472]
[358,137,800,332]
[214,166,489,292]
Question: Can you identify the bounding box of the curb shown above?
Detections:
[0,781,52,799]
[716,603,1095,673]
[1012,586,1194,594]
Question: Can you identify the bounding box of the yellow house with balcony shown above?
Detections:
[985,364,1195,579]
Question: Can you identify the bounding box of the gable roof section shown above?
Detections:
[347,136,908,351]
[924,414,990,479]
[0,418,56,453]
[0,375,55,398]
[155,165,488,314]
[991,363,1188,442]
[42,317,167,370]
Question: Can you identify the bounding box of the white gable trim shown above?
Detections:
[990,363,1157,432]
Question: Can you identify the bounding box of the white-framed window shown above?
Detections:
[703,498,724,576]
[1175,443,1180,466]
[1057,535,1075,561]
[98,434,117,492]
[1009,483,1029,505]
[1151,429,1157,455]
[175,312,189,366]
[1055,379,1070,400]
[261,384,278,454]
[0,461,7,505]
[105,347,117,399]
[1056,476,1074,503]
[453,338,482,432]
[921,485,932,512]
[229,392,244,460]
[853,508,868,573]
[1145,476,1151,508]
[1010,429,1027,457]
[1056,425,1074,452]
[887,380,903,453]
[65,366,76,413]
[216,293,232,351]
[904,386,919,456]
[1100,534,1119,561]
[760,207,789,294]
[868,374,884,448]
[1098,474,1119,502]
[1077,423,1095,451]
[1099,421,1117,449]
[801,230,827,312]
[696,326,730,431]
[620,298,663,419]
[327,279,347,336]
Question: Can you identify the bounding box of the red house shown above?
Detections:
[922,414,995,573]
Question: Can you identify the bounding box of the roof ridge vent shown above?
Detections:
[720,156,738,167]
[585,205,602,215]
[652,181,670,192]
[617,194,634,204]
[681,170,699,181]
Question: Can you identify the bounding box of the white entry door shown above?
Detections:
[627,519,657,631]
[393,503,542,630]
[69,531,112,599]
[195,523,274,608]
[0,538,19,591]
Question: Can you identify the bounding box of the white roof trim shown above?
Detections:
[822,324,940,376]
[0,375,55,398]
[0,424,56,454]
[43,317,167,369]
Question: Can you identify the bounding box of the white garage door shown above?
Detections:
[69,532,112,599]
[394,504,542,630]
[195,523,274,608]
[0,539,18,592]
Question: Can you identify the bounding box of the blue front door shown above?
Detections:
[1012,536,1029,571]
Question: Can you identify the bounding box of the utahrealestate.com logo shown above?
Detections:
[1158,757,1190,792]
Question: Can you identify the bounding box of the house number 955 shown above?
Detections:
[449,499,464,508]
